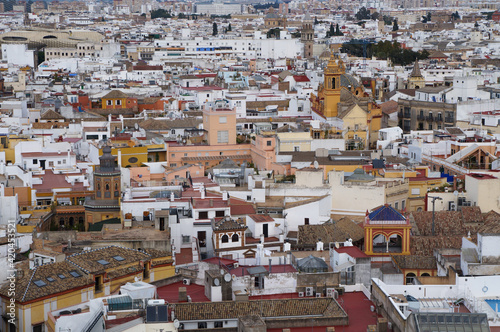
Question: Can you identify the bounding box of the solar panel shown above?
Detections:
[47,277,55,282]
[113,256,125,261]
[157,305,168,322]
[97,259,110,265]
[70,271,82,278]
[34,280,47,287]
[146,306,157,322]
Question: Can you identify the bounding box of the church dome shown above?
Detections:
[340,73,361,89]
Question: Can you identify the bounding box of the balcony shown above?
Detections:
[417,114,425,121]
[445,117,454,123]
[436,116,443,122]
[426,115,434,122]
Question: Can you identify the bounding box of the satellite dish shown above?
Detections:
[224,273,231,282]
[220,268,225,275]
[232,274,236,281]
[134,123,139,130]
[214,278,220,286]
[313,160,319,169]
[174,319,180,328]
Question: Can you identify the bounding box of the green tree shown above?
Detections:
[266,28,281,39]
[150,9,171,19]
[392,20,399,31]
[335,23,343,36]
[355,7,371,20]
[326,23,335,37]
[212,22,218,36]
[383,15,393,25]
[178,12,186,19]
[227,23,231,31]
[314,16,319,25]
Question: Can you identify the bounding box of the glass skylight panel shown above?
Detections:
[113,256,125,261]
[97,259,110,265]
[70,271,82,278]
[47,277,55,282]
[34,280,47,287]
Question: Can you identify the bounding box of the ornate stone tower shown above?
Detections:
[84,145,122,230]
[301,13,314,59]
[408,59,424,90]
[323,54,345,118]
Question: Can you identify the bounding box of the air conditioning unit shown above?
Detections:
[183,278,191,285]
[147,299,165,306]
[233,263,239,268]
[326,288,335,297]
[298,292,304,297]
[305,287,314,297]
[316,293,322,298]
[449,202,456,211]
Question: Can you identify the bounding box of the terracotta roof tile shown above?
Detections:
[173,298,346,321]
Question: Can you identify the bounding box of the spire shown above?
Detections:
[410,59,422,78]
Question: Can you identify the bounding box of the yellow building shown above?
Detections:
[0,135,33,164]
[0,246,174,332]
[310,54,383,149]
[276,131,312,152]
[101,90,129,109]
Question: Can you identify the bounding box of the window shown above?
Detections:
[198,322,207,329]
[216,210,225,217]
[254,276,264,289]
[33,159,38,164]
[395,202,399,210]
[221,234,229,243]
[214,321,223,328]
[232,233,239,242]
[106,100,112,106]
[199,211,208,219]
[304,218,309,225]
[294,146,300,152]
[267,140,272,146]
[116,100,121,106]
[219,116,227,124]
[217,130,229,144]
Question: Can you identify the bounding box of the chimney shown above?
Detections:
[170,192,175,202]
[284,241,291,252]
[201,187,205,199]
[209,199,213,207]
[256,241,263,265]
[222,191,228,201]
[316,239,324,252]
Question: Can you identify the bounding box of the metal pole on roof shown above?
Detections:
[429,196,443,236]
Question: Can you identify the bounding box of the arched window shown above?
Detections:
[105,183,110,191]
[221,235,229,243]
[69,217,74,227]
[406,273,416,285]
[421,273,430,277]
[97,183,101,190]
[232,233,239,242]
[115,182,118,190]
[59,218,65,226]
[331,77,336,89]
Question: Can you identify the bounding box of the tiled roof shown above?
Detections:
[411,209,481,237]
[368,204,406,222]
[298,218,364,245]
[393,255,437,270]
[41,109,65,119]
[410,236,467,256]
[248,214,274,223]
[212,217,247,231]
[173,298,345,321]
[0,261,92,303]
[102,90,129,99]
[66,246,152,274]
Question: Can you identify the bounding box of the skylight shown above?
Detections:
[47,277,55,282]
[34,280,47,287]
[97,259,110,265]
[113,256,125,261]
[58,274,66,279]
[69,271,82,278]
